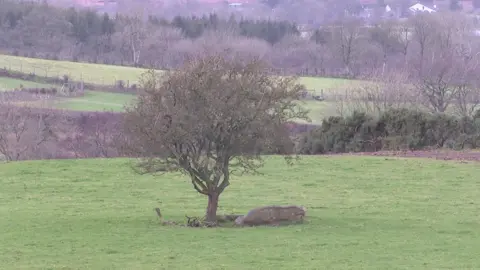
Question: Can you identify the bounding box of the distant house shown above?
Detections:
[409,3,437,13]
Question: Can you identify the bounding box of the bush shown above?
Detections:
[298,108,480,154]
[298,111,381,154]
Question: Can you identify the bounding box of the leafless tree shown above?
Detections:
[395,21,412,65]
[453,84,480,117]
[120,16,147,66]
[369,20,401,74]
[410,13,436,73]
[331,71,415,116]
[0,96,55,161]
[142,26,184,69]
[119,54,308,224]
[329,19,365,77]
[413,13,477,113]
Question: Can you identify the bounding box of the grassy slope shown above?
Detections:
[1,156,479,269]
[0,54,153,85]
[0,76,55,90]
[0,54,354,90]
[52,91,136,112]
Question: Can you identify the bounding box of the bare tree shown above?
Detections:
[329,19,365,77]
[142,26,184,69]
[453,84,480,117]
[410,13,436,73]
[121,16,147,66]
[395,21,412,65]
[369,20,401,74]
[0,96,54,161]
[451,52,480,117]
[119,54,308,224]
[331,71,415,116]
[413,13,477,113]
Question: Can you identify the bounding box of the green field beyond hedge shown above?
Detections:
[0,54,353,90]
[0,76,54,90]
[1,157,480,269]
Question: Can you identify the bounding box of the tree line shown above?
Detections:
[2,0,480,81]
[0,0,299,67]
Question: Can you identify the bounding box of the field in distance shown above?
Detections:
[1,156,479,269]
[0,73,338,122]
[0,76,55,90]
[1,76,136,112]
[0,54,353,90]
[51,91,135,112]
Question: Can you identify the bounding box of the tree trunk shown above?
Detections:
[206,192,220,223]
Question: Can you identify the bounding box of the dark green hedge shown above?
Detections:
[298,109,480,154]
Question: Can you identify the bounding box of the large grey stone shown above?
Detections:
[235,205,306,226]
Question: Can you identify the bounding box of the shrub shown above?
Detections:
[298,111,381,154]
[298,108,480,154]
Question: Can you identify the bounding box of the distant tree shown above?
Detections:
[119,54,308,224]
[413,13,479,113]
[122,16,147,66]
[368,20,401,74]
[0,97,55,161]
[330,19,365,77]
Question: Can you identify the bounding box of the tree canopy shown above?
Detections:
[120,54,308,223]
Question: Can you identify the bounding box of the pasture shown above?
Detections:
[0,54,354,90]
[0,76,334,122]
[52,91,136,112]
[1,156,480,269]
[0,76,55,90]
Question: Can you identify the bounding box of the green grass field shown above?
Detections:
[0,54,354,90]
[0,54,154,86]
[0,77,330,121]
[0,76,55,90]
[1,156,479,269]
[52,91,136,112]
